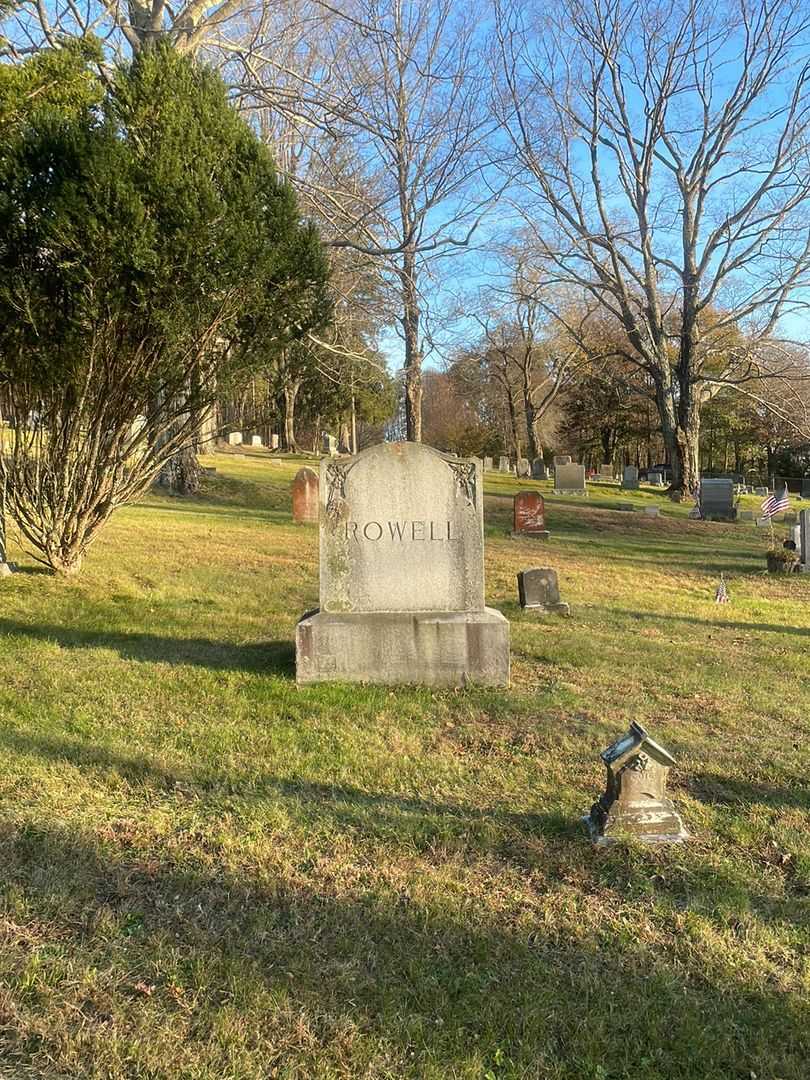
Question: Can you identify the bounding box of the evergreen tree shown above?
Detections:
[0,43,330,573]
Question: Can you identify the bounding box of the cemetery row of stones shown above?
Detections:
[290,442,693,846]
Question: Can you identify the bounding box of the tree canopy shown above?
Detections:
[0,42,330,572]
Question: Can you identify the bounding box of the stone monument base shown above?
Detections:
[583,798,689,846]
[296,608,510,687]
[523,600,570,616]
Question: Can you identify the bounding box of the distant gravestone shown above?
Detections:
[738,509,755,522]
[756,516,771,527]
[554,463,587,495]
[296,443,510,686]
[250,435,263,447]
[598,464,614,480]
[800,510,810,572]
[584,722,688,845]
[621,466,639,490]
[531,458,548,480]
[322,433,338,456]
[647,471,663,486]
[270,433,280,450]
[554,454,572,466]
[700,479,736,521]
[512,492,549,540]
[292,467,319,524]
[483,456,493,471]
[517,567,569,615]
[516,458,531,478]
[498,455,510,472]
[755,486,768,497]
[227,431,243,446]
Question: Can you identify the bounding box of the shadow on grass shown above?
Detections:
[0,618,295,676]
[0,817,808,1078]
[608,608,810,637]
[686,770,810,810]
[0,726,578,844]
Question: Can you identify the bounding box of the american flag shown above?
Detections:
[761,485,790,518]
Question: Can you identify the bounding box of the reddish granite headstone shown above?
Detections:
[292,467,319,524]
[512,491,549,539]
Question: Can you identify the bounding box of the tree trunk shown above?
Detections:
[401,255,422,442]
[600,427,613,465]
[506,390,522,460]
[156,443,201,496]
[653,370,700,498]
[283,378,301,452]
[522,373,541,460]
[0,487,10,574]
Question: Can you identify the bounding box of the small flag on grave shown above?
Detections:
[761,485,790,519]
[714,573,729,603]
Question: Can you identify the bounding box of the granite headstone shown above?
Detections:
[292,467,319,524]
[512,492,549,539]
[517,567,569,614]
[700,479,736,521]
[554,463,587,495]
[296,443,510,686]
[621,466,639,490]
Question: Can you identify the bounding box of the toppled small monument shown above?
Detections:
[584,721,688,845]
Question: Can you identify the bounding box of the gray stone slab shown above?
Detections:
[598,464,614,479]
[516,458,531,478]
[738,510,755,522]
[483,456,493,471]
[250,435,263,447]
[700,478,736,520]
[801,509,810,569]
[226,431,242,446]
[554,454,572,466]
[319,443,484,613]
[296,608,510,686]
[554,463,586,494]
[621,466,639,490]
[531,458,548,480]
[517,567,569,614]
[498,455,510,472]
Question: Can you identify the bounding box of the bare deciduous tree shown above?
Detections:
[236,0,497,442]
[496,0,810,495]
[3,0,252,58]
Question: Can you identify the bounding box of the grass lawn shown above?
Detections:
[0,451,808,1079]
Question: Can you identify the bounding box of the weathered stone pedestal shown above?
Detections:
[295,442,510,687]
[585,721,688,845]
[296,608,509,686]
